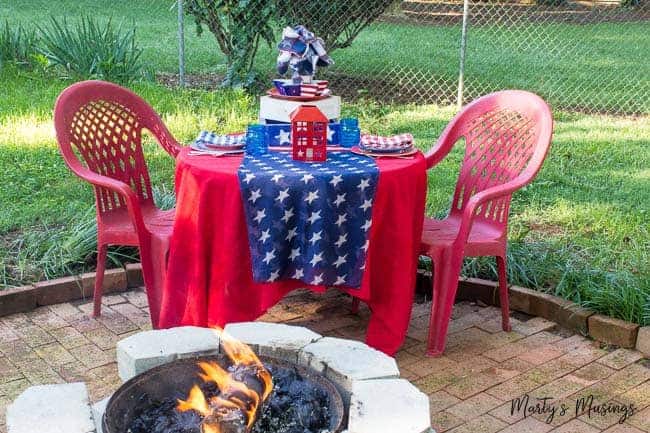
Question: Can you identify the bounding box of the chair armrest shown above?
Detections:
[424,133,456,170]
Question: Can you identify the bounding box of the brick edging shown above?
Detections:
[416,270,648,356]
[1,265,647,356]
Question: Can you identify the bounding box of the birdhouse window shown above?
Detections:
[297,121,308,131]
[298,137,308,146]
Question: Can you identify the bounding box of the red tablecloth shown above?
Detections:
[159,147,426,355]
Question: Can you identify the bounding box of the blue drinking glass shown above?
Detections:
[245,124,267,156]
[340,118,360,148]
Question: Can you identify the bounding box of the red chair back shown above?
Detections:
[427,90,553,232]
[54,80,179,221]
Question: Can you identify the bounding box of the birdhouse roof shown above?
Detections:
[290,105,328,122]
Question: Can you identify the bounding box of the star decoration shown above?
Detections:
[329,174,343,187]
[301,173,314,184]
[243,173,255,184]
[335,214,347,227]
[326,126,335,141]
[271,173,284,183]
[307,211,321,224]
[276,129,291,144]
[268,270,280,282]
[253,209,266,224]
[334,193,346,207]
[286,227,297,241]
[276,188,290,204]
[362,239,370,251]
[281,208,294,223]
[334,275,347,285]
[310,252,323,266]
[309,231,322,244]
[360,199,372,211]
[293,268,304,279]
[334,254,347,268]
[335,233,347,248]
[248,188,261,204]
[306,190,319,204]
[289,248,300,260]
[362,219,372,231]
[262,249,276,265]
[358,178,370,192]
[312,273,323,285]
[259,229,270,243]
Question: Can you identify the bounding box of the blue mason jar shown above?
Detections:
[340,118,360,148]
[245,124,267,156]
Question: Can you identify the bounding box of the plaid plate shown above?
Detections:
[360,133,414,152]
[194,131,246,148]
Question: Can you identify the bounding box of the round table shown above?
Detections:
[159,147,427,355]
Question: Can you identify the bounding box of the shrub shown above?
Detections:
[0,21,38,67]
[37,16,144,83]
[183,0,277,88]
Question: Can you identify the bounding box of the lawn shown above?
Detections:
[0,1,649,324]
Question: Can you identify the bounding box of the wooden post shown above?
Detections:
[177,0,186,87]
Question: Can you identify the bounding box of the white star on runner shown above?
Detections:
[289,248,300,260]
[326,126,335,141]
[362,239,370,251]
[262,249,275,265]
[259,229,270,243]
[253,209,266,223]
[334,254,347,268]
[334,275,347,285]
[268,270,280,282]
[286,227,297,241]
[307,211,321,224]
[276,188,290,204]
[360,199,372,211]
[335,214,347,227]
[301,173,314,184]
[329,174,343,187]
[310,252,323,266]
[276,129,291,144]
[309,231,322,245]
[243,173,255,184]
[306,190,319,204]
[248,188,261,204]
[312,273,323,285]
[281,208,294,223]
[362,219,372,231]
[334,193,346,207]
[358,178,370,192]
[271,173,284,183]
[293,268,304,279]
[335,233,347,248]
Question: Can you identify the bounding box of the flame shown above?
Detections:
[176,328,273,433]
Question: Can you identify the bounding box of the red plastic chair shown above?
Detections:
[54,80,181,327]
[421,90,553,356]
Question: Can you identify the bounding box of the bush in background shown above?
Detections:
[37,16,144,83]
[0,20,39,67]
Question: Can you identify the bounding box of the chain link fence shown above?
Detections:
[217,0,647,115]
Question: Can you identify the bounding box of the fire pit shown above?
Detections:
[6,323,434,433]
[103,353,344,433]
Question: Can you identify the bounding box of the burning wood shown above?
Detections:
[176,329,273,433]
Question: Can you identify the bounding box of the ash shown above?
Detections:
[127,364,332,433]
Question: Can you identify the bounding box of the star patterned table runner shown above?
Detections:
[237,151,378,288]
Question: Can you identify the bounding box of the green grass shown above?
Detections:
[0,1,649,324]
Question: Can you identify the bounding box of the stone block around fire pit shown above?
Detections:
[224,321,322,362]
[348,379,431,433]
[116,326,220,381]
[91,396,111,433]
[7,382,95,433]
[300,337,400,397]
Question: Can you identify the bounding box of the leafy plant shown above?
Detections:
[276,0,396,50]
[0,21,38,67]
[37,16,144,82]
[183,0,277,88]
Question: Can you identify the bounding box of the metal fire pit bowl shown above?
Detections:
[103,354,345,433]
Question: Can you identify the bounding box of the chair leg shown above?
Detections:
[426,252,462,357]
[496,255,512,332]
[93,244,108,318]
[350,298,361,314]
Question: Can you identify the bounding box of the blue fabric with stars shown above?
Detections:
[237,151,378,288]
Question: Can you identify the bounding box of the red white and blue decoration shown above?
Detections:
[290,105,328,162]
[237,151,378,288]
[277,25,333,84]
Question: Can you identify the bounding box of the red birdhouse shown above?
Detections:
[290,105,327,162]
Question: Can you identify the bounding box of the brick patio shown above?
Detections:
[0,288,648,433]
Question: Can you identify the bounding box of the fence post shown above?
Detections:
[177,0,186,87]
[457,0,470,109]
